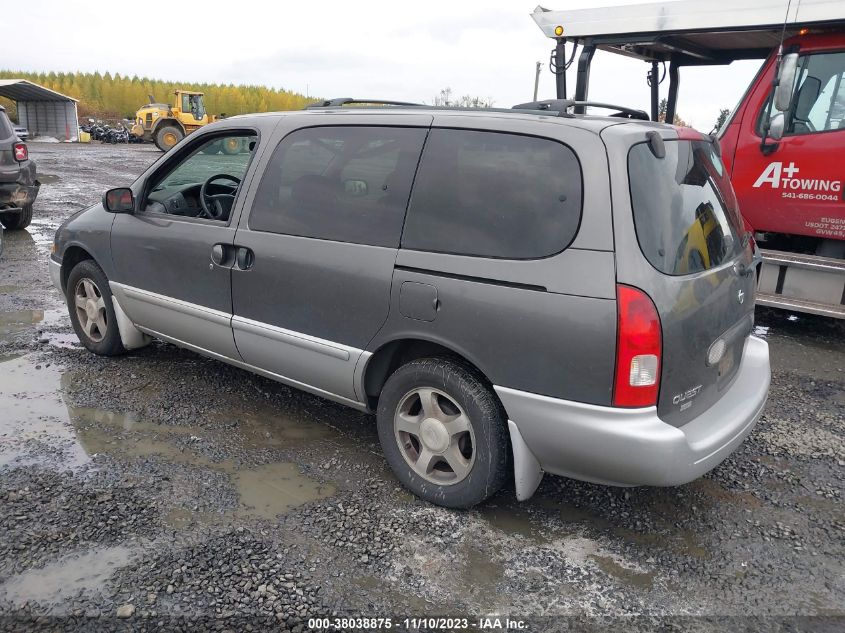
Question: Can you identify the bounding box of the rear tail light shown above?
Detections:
[13,143,27,162]
[613,285,662,407]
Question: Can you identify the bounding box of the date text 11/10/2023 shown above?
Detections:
[307,616,528,630]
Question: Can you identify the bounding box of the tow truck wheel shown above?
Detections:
[0,204,33,230]
[154,126,183,152]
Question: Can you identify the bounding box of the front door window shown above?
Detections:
[788,51,845,134]
[145,134,257,222]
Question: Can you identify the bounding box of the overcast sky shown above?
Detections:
[6,0,765,130]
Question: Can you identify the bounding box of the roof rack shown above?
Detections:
[302,97,648,122]
[512,99,649,120]
[304,98,573,117]
[306,98,423,109]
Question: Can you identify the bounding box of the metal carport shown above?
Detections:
[0,79,79,141]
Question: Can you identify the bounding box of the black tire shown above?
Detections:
[376,357,509,508]
[0,204,32,230]
[221,138,242,155]
[154,125,183,152]
[66,259,126,356]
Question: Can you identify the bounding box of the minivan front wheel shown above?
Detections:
[377,357,509,508]
[66,260,126,356]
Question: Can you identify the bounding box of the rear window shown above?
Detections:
[628,139,742,276]
[402,129,582,259]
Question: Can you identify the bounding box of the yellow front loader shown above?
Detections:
[131,90,229,151]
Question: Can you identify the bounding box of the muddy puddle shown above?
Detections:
[479,493,615,544]
[474,496,664,594]
[0,309,46,338]
[0,308,74,348]
[479,501,551,543]
[463,545,505,591]
[0,355,90,469]
[72,414,336,523]
[477,489,714,574]
[588,554,654,589]
[4,220,59,250]
[1,353,337,525]
[68,406,339,522]
[0,545,137,607]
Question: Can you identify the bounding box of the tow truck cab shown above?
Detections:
[532,0,845,318]
[718,33,845,317]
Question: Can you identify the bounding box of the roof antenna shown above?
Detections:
[760,0,797,151]
[775,0,795,75]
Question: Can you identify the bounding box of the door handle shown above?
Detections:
[211,243,235,267]
[211,243,253,270]
[235,246,254,271]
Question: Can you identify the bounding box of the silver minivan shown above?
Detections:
[50,100,770,508]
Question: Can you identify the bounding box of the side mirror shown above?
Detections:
[775,53,799,112]
[343,179,369,196]
[103,188,135,213]
[768,112,785,141]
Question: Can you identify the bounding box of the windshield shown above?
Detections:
[190,95,206,120]
[628,139,743,276]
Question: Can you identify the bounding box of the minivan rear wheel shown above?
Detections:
[376,357,509,508]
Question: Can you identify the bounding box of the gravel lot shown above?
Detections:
[0,142,843,632]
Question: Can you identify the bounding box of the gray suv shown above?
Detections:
[50,100,770,508]
[0,105,39,230]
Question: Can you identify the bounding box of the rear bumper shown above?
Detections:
[0,180,39,210]
[497,335,770,499]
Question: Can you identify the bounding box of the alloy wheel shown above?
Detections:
[394,387,476,485]
[73,278,108,343]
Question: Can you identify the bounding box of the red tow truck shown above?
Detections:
[533,0,845,318]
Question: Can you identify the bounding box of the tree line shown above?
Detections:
[0,70,312,121]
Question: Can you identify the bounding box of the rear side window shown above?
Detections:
[0,111,12,138]
[249,126,427,248]
[402,129,583,259]
[628,139,742,276]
